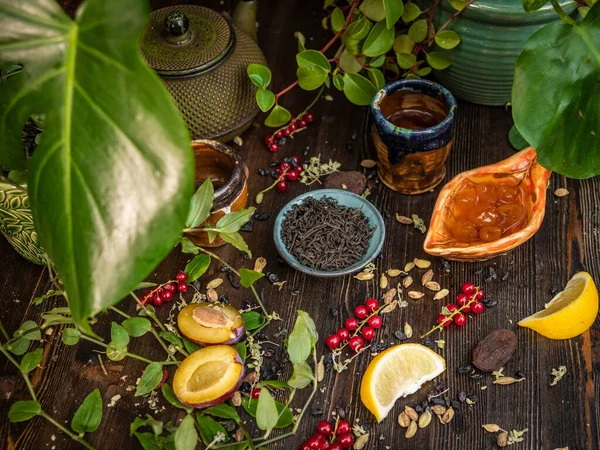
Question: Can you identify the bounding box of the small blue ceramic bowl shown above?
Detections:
[273,189,385,278]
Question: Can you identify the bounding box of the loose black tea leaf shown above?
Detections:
[281,196,374,271]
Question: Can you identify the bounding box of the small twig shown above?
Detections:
[97,354,108,376]
[0,174,27,194]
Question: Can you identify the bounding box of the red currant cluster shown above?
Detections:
[264,112,314,153]
[301,419,354,450]
[325,298,383,354]
[140,271,189,308]
[274,155,302,193]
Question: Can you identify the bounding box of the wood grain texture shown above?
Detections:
[1,1,599,449]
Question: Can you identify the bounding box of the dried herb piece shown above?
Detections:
[550,366,567,386]
[300,156,341,185]
[412,215,427,234]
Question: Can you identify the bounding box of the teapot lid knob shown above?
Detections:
[164,11,191,45]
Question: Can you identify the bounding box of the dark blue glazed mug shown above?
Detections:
[370,79,457,195]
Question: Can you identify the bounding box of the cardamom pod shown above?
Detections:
[493,377,525,385]
[235,427,244,442]
[380,273,388,289]
[386,269,402,277]
[381,301,397,313]
[408,291,424,299]
[431,405,446,416]
[497,431,508,447]
[482,424,501,433]
[434,289,450,300]
[414,258,431,269]
[441,407,454,424]
[418,410,432,428]
[554,188,569,197]
[404,322,413,339]
[405,420,417,439]
[396,214,413,225]
[206,278,223,289]
[403,276,414,288]
[383,288,397,304]
[360,159,378,168]
[404,262,415,272]
[253,257,267,273]
[397,411,411,428]
[354,272,375,281]
[404,405,419,421]
[421,269,434,285]
[231,391,242,407]
[354,434,369,450]
[316,356,325,382]
[206,288,219,302]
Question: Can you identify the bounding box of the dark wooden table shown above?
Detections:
[1,1,599,449]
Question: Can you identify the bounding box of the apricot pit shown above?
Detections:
[177,303,244,345]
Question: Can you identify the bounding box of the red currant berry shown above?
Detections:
[364,297,379,312]
[160,290,173,302]
[288,123,297,132]
[283,129,291,137]
[308,437,321,450]
[338,433,354,448]
[317,420,333,436]
[275,131,283,139]
[292,155,300,165]
[446,303,459,313]
[345,317,359,331]
[177,283,188,293]
[176,272,187,282]
[251,388,261,399]
[336,328,350,341]
[298,119,307,128]
[471,301,485,314]
[142,291,153,305]
[325,334,341,349]
[361,326,376,341]
[296,165,303,173]
[279,162,291,171]
[456,293,471,312]
[275,168,283,176]
[348,336,365,352]
[461,281,476,295]
[453,313,467,326]
[305,113,314,123]
[329,444,343,450]
[286,169,299,181]
[336,420,351,435]
[276,180,287,192]
[476,289,485,300]
[269,143,279,153]
[354,305,368,319]
[153,297,163,306]
[367,315,382,329]
[321,440,330,450]
[264,136,273,146]
[163,283,175,292]
[301,442,311,450]
[437,314,452,327]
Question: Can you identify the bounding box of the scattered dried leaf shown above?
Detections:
[493,377,524,385]
[550,366,567,386]
[435,339,445,349]
[317,356,325,382]
[412,214,427,234]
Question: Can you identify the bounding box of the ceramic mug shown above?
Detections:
[371,79,457,195]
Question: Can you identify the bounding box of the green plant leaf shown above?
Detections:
[393,34,415,53]
[435,30,461,49]
[297,310,318,345]
[180,237,200,255]
[6,321,40,355]
[331,8,345,32]
[255,388,278,433]
[347,17,373,40]
[363,20,395,57]
[184,254,211,283]
[8,400,41,422]
[61,327,81,345]
[256,88,275,112]
[159,331,183,348]
[161,384,192,413]
[219,232,252,257]
[260,380,290,389]
[522,0,549,12]
[370,54,386,68]
[196,414,227,446]
[287,361,314,389]
[402,3,422,22]
[297,66,329,91]
[512,3,600,178]
[242,311,264,331]
[396,52,417,69]
[136,362,163,396]
[342,73,378,105]
[186,179,214,229]
[339,50,364,73]
[508,124,530,150]
[111,322,130,351]
[368,68,386,89]
[296,50,331,72]
[242,398,293,428]
[174,415,197,450]
[324,0,335,7]
[360,0,387,21]
[122,317,152,337]
[134,432,161,450]
[247,64,272,88]
[239,268,265,288]
[341,34,363,55]
[287,317,311,365]
[134,281,158,291]
[106,344,127,361]
[264,105,292,127]
[203,404,241,423]
[408,19,428,42]
[333,72,345,90]
[383,0,404,29]
[130,414,163,436]
[427,52,452,70]
[449,0,467,10]
[0,0,194,325]
[216,208,256,234]
[296,31,306,51]
[20,348,42,375]
[182,338,200,354]
[417,67,432,76]
[71,388,103,434]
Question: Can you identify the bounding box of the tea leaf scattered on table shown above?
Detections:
[159,331,183,348]
[71,388,103,434]
[219,232,252,257]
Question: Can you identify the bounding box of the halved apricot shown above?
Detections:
[178,303,244,345]
[173,345,244,408]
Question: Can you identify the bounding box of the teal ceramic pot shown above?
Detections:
[433,0,577,105]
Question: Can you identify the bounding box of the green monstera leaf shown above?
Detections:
[0,0,194,323]
[512,3,600,178]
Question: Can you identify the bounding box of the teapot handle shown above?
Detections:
[164,11,192,45]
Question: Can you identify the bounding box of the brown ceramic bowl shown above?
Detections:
[184,140,249,247]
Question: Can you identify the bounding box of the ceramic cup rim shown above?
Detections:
[371,79,457,140]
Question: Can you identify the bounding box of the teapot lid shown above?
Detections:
[140,5,234,78]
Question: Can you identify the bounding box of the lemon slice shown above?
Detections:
[518,271,598,339]
[360,343,445,422]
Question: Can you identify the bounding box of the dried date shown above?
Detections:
[472,329,517,372]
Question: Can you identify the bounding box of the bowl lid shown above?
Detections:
[140,5,234,78]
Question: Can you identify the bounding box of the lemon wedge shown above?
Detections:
[360,343,445,422]
[518,272,598,339]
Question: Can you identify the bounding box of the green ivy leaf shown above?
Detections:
[368,68,386,89]
[339,50,364,73]
[296,50,331,72]
[71,388,103,434]
[427,52,452,70]
[242,398,294,428]
[184,254,211,283]
[342,72,378,106]
[219,232,252,257]
[360,0,386,21]
[196,414,227,446]
[180,237,200,255]
[256,88,275,112]
[333,72,344,90]
[383,0,404,29]
[239,268,265,288]
[508,124,530,150]
[8,400,41,423]
[402,3,421,22]
[347,17,372,40]
[161,384,192,413]
[61,328,81,345]
[186,179,214,229]
[174,415,197,450]
[247,64,272,88]
[393,34,415,54]
[203,404,241,423]
[111,322,130,351]
[396,52,417,69]
[449,0,467,10]
[216,208,256,234]
[255,388,278,433]
[331,8,345,33]
[287,361,314,389]
[370,54,386,68]
[522,0,549,12]
[408,19,428,42]
[136,362,163,396]
[435,30,461,49]
[159,331,183,348]
[264,105,292,127]
[241,311,264,331]
[363,20,395,57]
[20,348,42,375]
[122,317,152,337]
[297,66,329,91]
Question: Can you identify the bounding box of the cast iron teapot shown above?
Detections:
[140,1,266,141]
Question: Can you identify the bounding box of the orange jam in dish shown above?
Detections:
[448,179,528,244]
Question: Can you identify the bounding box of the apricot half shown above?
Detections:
[178,303,245,345]
[173,345,244,408]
